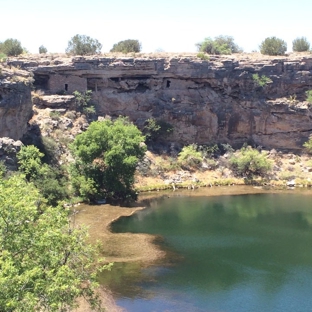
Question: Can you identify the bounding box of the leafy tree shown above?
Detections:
[0,174,109,311]
[292,37,310,52]
[110,39,141,53]
[39,45,47,54]
[0,38,23,56]
[70,117,146,201]
[229,146,272,178]
[259,36,287,56]
[196,35,242,55]
[66,34,102,55]
[17,145,68,206]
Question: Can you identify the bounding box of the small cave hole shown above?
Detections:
[166,80,171,88]
[65,84,68,91]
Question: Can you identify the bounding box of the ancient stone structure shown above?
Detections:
[7,54,312,150]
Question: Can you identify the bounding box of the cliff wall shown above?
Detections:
[8,53,312,150]
[0,67,33,140]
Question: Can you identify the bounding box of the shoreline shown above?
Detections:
[72,185,312,311]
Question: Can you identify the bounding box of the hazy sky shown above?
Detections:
[2,0,311,54]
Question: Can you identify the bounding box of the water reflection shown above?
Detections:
[109,191,312,311]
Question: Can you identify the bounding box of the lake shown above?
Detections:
[104,189,312,312]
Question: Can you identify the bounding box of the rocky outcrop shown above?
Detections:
[0,67,33,140]
[0,137,23,171]
[7,53,312,150]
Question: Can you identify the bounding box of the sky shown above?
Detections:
[1,0,312,54]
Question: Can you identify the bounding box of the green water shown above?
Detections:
[109,191,312,312]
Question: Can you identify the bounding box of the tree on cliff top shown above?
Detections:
[0,174,109,311]
[0,38,23,56]
[196,35,242,55]
[70,117,146,202]
[259,36,287,56]
[110,39,141,53]
[292,37,310,52]
[66,34,102,55]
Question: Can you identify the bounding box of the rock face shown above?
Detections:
[9,53,312,150]
[0,68,33,140]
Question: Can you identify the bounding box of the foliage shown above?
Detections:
[143,118,173,142]
[196,35,242,55]
[196,52,210,60]
[0,52,7,62]
[292,37,310,52]
[110,39,141,53]
[178,144,203,168]
[0,174,109,312]
[0,38,23,56]
[73,90,96,116]
[70,117,146,201]
[259,36,287,56]
[229,146,272,178]
[252,73,272,87]
[17,145,68,206]
[306,90,312,104]
[49,110,61,120]
[0,160,6,178]
[39,45,48,54]
[66,34,102,55]
[303,137,312,154]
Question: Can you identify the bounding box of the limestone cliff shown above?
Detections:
[8,53,312,150]
[0,67,33,140]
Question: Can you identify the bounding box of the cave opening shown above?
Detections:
[166,80,171,88]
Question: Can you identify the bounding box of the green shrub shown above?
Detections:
[252,73,272,87]
[49,110,61,120]
[306,90,312,103]
[230,146,272,178]
[0,160,6,178]
[196,35,242,55]
[110,39,141,53]
[178,144,203,168]
[259,37,287,56]
[39,45,48,54]
[292,37,310,52]
[143,118,173,142]
[303,138,312,154]
[73,90,96,117]
[197,52,210,60]
[66,34,102,55]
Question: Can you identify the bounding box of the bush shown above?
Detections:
[303,138,312,154]
[39,45,47,54]
[178,144,203,168]
[197,52,210,60]
[292,37,310,52]
[306,90,312,103]
[230,146,272,178]
[196,35,242,55]
[110,39,141,53]
[143,118,173,142]
[0,38,23,56]
[66,34,102,55]
[252,73,272,87]
[259,36,287,56]
[73,90,96,117]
